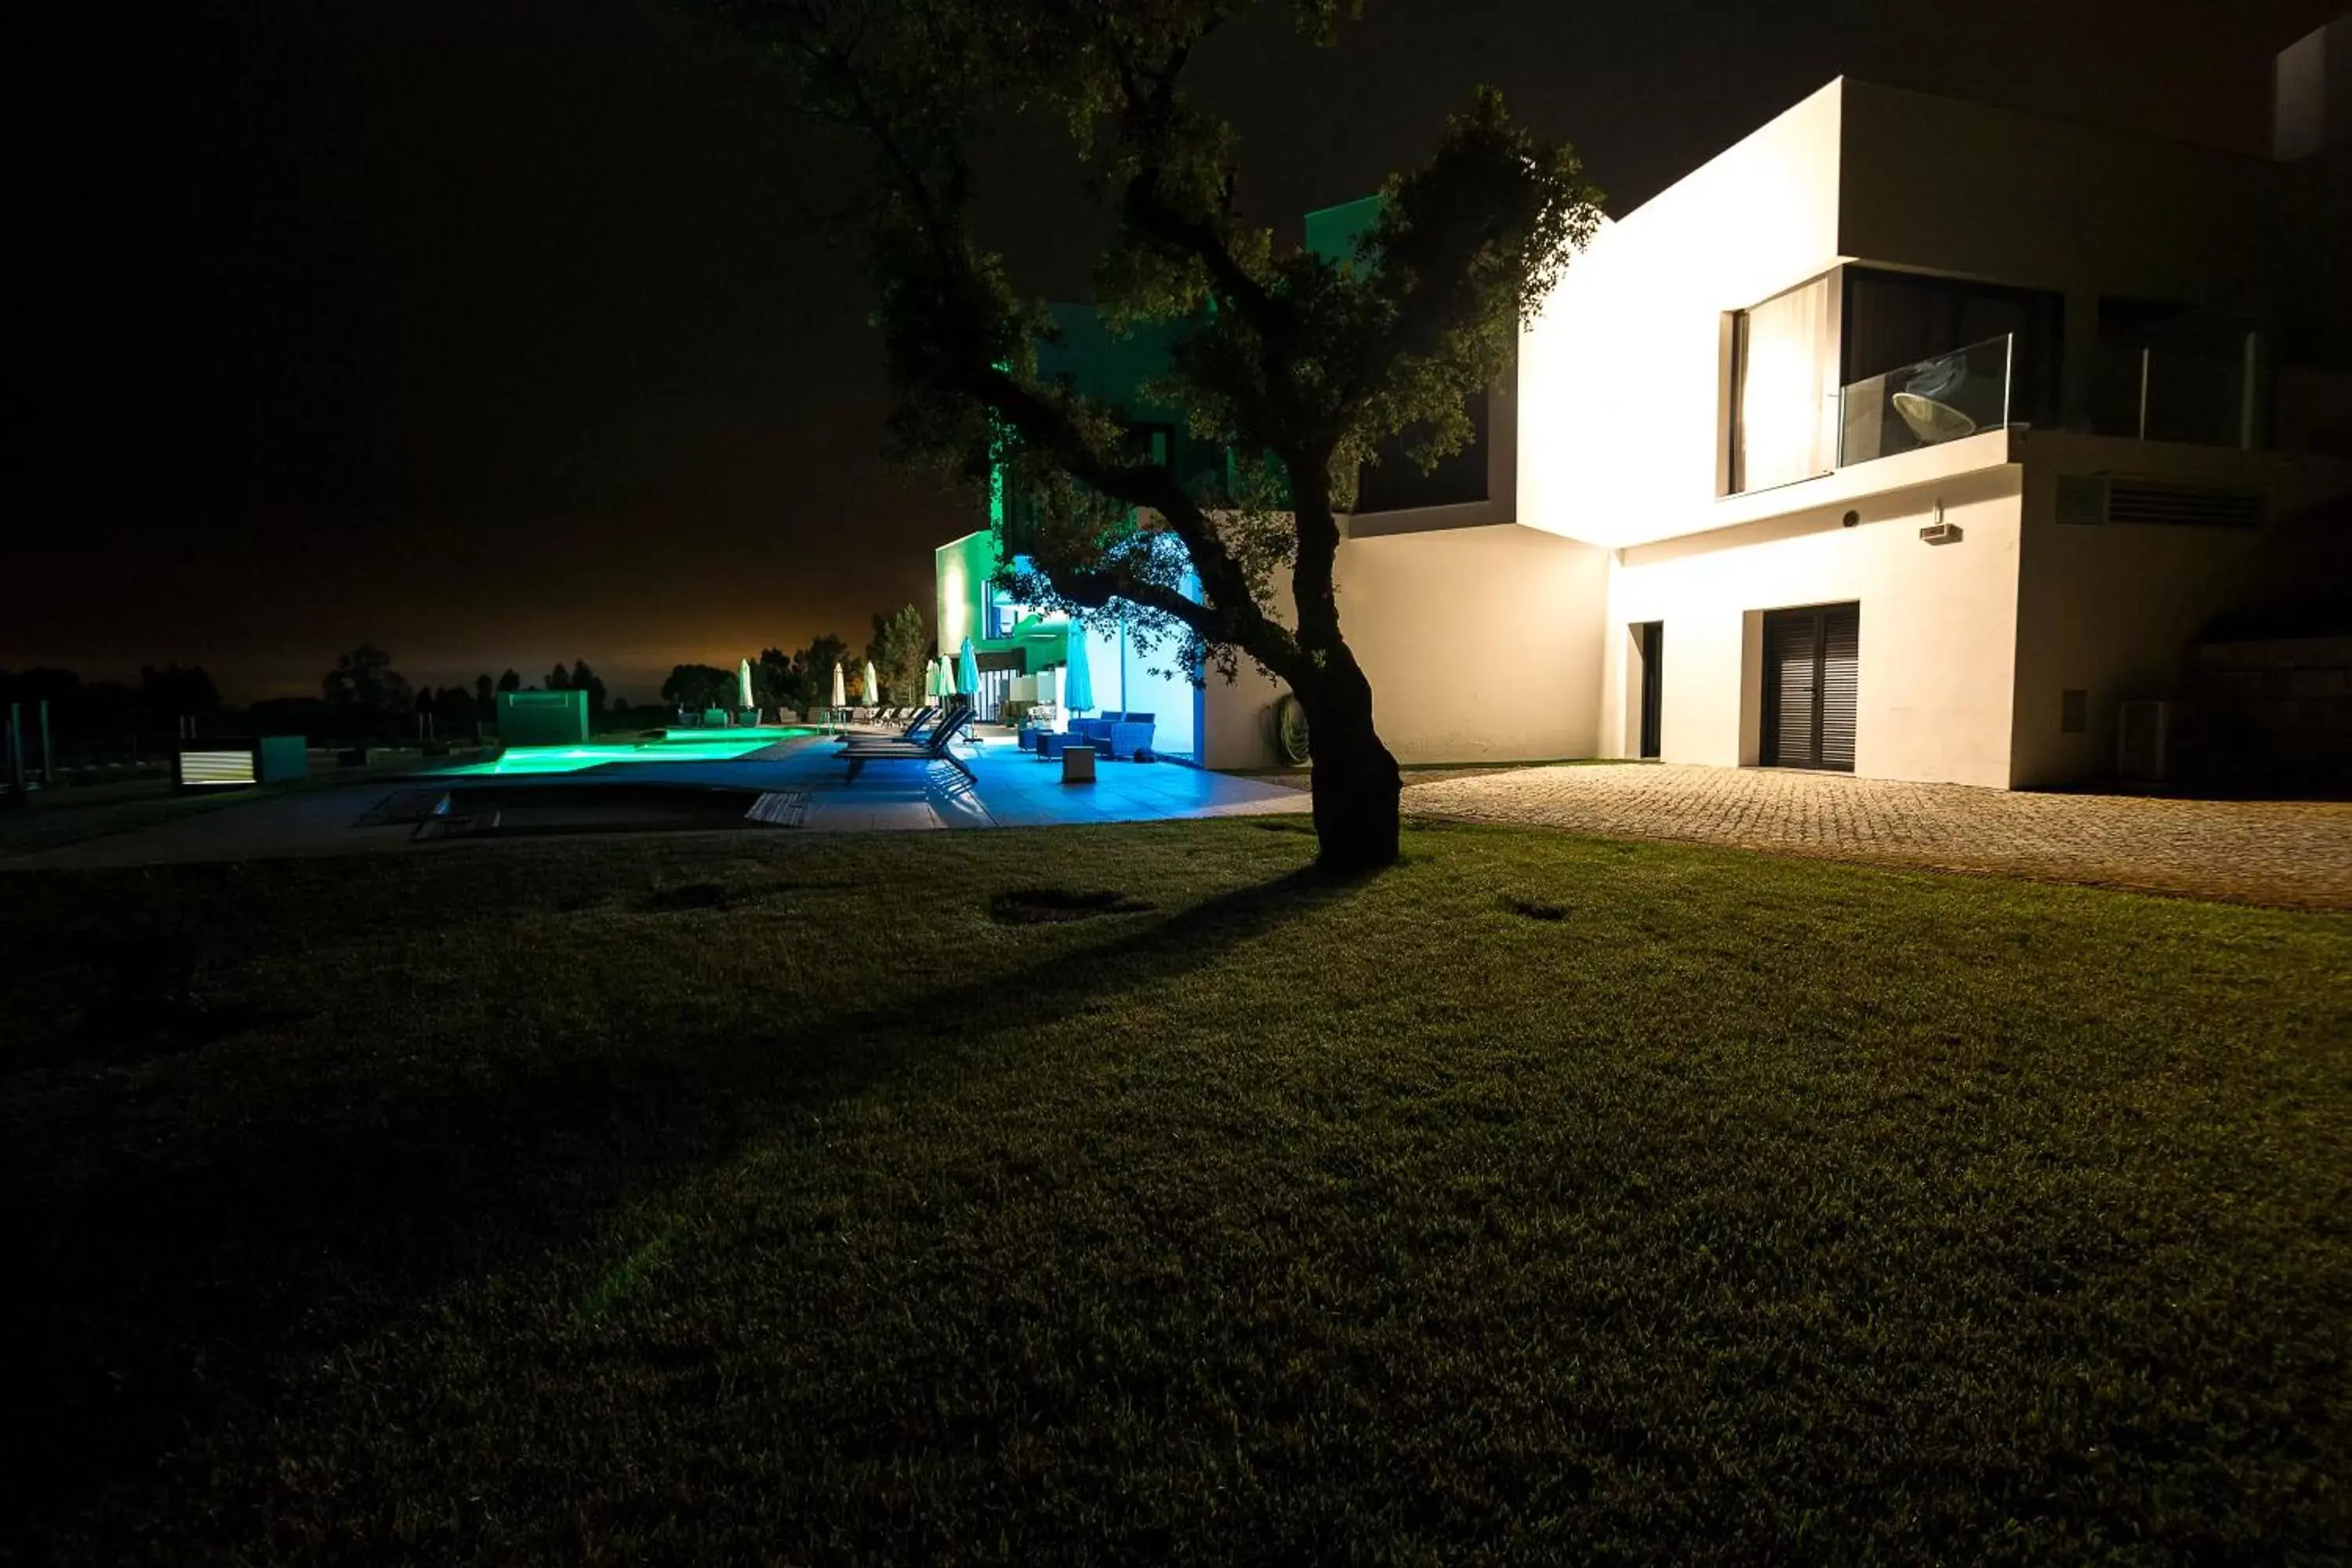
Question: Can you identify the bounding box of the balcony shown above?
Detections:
[1837,335,2013,468]
[2091,341,2259,448]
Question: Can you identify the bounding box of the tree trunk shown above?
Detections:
[1299,655,1402,873]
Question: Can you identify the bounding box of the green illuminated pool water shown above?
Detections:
[434,728,815,777]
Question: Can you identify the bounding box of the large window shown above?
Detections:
[1730,274,1838,493]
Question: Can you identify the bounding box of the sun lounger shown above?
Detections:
[840,707,977,782]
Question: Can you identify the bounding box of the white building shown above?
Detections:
[946,64,2352,786]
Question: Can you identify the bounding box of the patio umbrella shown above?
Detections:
[1062,624,1094,715]
[737,657,753,713]
[831,662,846,710]
[863,659,880,707]
[924,659,939,699]
[939,655,956,698]
[958,637,978,706]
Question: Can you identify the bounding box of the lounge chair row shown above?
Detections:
[837,705,976,782]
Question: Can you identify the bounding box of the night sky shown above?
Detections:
[14,0,2336,704]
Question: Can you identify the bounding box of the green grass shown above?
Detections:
[3,821,2347,1563]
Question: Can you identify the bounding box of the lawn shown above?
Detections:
[3,819,2346,1563]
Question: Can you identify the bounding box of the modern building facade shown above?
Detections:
[940,66,2352,784]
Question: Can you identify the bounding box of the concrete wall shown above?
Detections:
[1200,524,1610,770]
[1517,81,1847,550]
[1336,524,1608,764]
[2006,434,2351,786]
[1838,81,2280,312]
[1605,465,2027,788]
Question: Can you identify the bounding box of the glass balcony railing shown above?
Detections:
[1837,334,2013,467]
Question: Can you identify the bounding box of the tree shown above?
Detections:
[795,633,852,705]
[568,659,608,718]
[137,663,220,721]
[475,673,495,709]
[660,663,739,712]
[496,669,523,694]
[546,663,572,691]
[435,684,481,732]
[710,0,1598,869]
[755,646,812,713]
[321,645,414,735]
[869,604,930,706]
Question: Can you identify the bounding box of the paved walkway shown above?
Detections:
[1401,763,2352,909]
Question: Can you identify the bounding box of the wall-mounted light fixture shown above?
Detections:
[1841,509,1860,529]
[1920,499,1961,544]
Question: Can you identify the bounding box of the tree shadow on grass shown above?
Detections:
[6,858,1370,1554]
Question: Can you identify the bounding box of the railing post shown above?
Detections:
[2001,332,2013,429]
[2239,329,2261,451]
[38,700,54,786]
[6,704,24,800]
[2136,347,2151,441]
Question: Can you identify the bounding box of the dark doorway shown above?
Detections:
[1760,603,1860,771]
[1635,621,1664,759]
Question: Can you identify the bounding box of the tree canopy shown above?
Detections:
[868,603,931,706]
[710,0,1599,867]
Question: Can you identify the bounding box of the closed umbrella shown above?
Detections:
[924,659,940,699]
[1062,625,1094,716]
[831,662,846,710]
[939,655,956,698]
[863,659,880,708]
[738,657,754,714]
[957,637,979,713]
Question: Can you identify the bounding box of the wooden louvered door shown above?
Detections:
[1761,603,1860,771]
[1817,603,1859,771]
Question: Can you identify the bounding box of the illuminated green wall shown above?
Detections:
[496,689,590,745]
[1304,194,1382,268]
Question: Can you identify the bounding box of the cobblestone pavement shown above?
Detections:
[1400,763,2352,910]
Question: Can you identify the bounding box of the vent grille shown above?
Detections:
[2106,481,2263,528]
[179,750,256,786]
[2055,474,2109,525]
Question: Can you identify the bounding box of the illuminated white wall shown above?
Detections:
[1337,524,1607,763]
[1604,463,2026,788]
[1198,524,1609,769]
[1516,80,1848,550]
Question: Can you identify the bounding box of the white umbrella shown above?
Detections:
[925,659,940,699]
[1062,625,1094,714]
[737,657,754,713]
[831,662,846,710]
[863,659,880,707]
[940,655,957,698]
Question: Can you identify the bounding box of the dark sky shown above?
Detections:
[13,0,2339,702]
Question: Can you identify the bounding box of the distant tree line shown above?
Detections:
[662,602,932,716]
[5,600,937,756]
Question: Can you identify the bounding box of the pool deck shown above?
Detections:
[10,731,1308,869]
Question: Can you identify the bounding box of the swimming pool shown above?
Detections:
[433,728,817,777]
